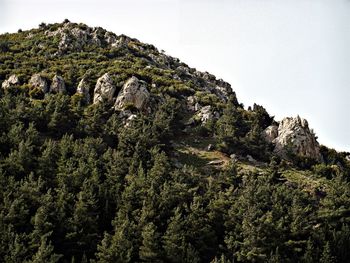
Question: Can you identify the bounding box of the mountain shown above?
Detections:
[0,20,349,263]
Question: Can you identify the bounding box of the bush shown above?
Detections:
[29,86,44,99]
[312,164,338,179]
[0,41,9,52]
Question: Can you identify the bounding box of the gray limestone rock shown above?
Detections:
[50,75,66,93]
[93,73,116,104]
[263,124,279,143]
[29,74,49,93]
[2,74,20,89]
[266,116,322,161]
[76,78,90,103]
[114,76,150,111]
[195,105,213,124]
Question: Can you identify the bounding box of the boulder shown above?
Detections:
[93,73,116,104]
[50,75,66,93]
[208,160,224,165]
[2,74,20,89]
[29,74,49,93]
[346,155,350,162]
[270,116,322,161]
[230,154,238,162]
[195,105,213,124]
[125,114,138,128]
[118,110,138,127]
[194,102,202,111]
[76,78,90,103]
[114,76,150,110]
[247,155,257,163]
[187,96,197,111]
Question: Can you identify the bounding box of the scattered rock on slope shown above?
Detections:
[194,105,219,124]
[29,74,49,93]
[1,74,20,89]
[50,75,66,93]
[76,78,90,103]
[195,105,213,124]
[114,76,150,111]
[93,73,116,104]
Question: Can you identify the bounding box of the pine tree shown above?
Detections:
[210,254,230,263]
[66,180,99,260]
[302,239,314,263]
[215,95,247,153]
[96,219,135,263]
[147,148,170,188]
[320,242,335,263]
[163,207,186,263]
[184,243,200,263]
[139,223,162,262]
[31,235,62,263]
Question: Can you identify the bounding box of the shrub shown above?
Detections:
[29,86,44,99]
[312,164,338,179]
[0,41,9,52]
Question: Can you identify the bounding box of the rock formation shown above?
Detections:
[187,96,197,111]
[29,74,49,93]
[263,124,278,143]
[93,73,116,104]
[114,76,150,110]
[264,116,322,161]
[76,78,90,103]
[1,74,20,89]
[195,105,213,124]
[50,75,66,93]
[45,22,123,52]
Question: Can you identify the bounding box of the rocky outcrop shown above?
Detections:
[76,78,90,103]
[29,74,49,93]
[1,74,20,89]
[50,75,66,93]
[45,22,124,52]
[195,105,213,124]
[263,124,278,143]
[187,96,197,111]
[105,32,119,47]
[149,53,170,68]
[93,73,116,104]
[264,116,322,161]
[114,76,150,110]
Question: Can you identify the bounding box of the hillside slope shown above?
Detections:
[0,20,350,263]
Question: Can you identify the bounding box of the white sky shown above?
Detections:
[1,0,349,152]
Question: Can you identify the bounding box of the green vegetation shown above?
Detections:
[0,21,349,263]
